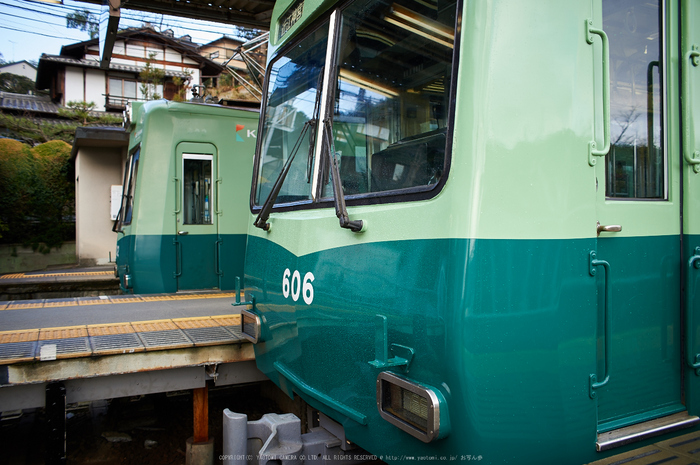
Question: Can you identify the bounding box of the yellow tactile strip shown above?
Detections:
[0,292,241,310]
[0,271,114,279]
[0,314,243,365]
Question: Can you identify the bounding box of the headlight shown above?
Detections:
[377,371,450,443]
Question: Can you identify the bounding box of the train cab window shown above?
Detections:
[320,0,456,198]
[254,22,330,206]
[183,154,213,225]
[117,146,140,229]
[604,0,665,199]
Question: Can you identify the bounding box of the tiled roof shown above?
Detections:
[0,92,60,114]
[39,55,193,78]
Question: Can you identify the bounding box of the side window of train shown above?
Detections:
[320,0,457,199]
[604,0,665,199]
[121,147,140,226]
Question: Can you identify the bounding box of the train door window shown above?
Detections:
[319,0,456,198]
[182,154,213,225]
[604,0,665,199]
[253,21,330,206]
[118,146,140,228]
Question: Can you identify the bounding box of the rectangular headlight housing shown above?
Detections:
[241,309,261,343]
[377,371,448,443]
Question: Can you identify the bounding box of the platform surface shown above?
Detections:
[0,291,247,367]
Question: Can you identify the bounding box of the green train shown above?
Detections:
[113,99,259,294]
[236,0,700,462]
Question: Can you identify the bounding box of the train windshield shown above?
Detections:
[113,146,140,232]
[254,22,329,205]
[254,0,457,208]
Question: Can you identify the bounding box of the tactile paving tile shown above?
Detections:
[182,326,240,347]
[212,314,242,326]
[39,326,88,340]
[38,338,91,360]
[201,292,239,299]
[108,295,143,303]
[0,329,39,344]
[0,341,36,362]
[658,430,700,459]
[173,317,218,329]
[77,297,109,306]
[6,300,44,310]
[138,330,193,349]
[131,320,179,332]
[43,299,79,308]
[87,323,134,336]
[90,333,145,355]
[140,295,180,302]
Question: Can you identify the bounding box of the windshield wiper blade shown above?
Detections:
[323,118,364,233]
[253,121,312,231]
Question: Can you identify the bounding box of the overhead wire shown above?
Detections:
[0,0,253,43]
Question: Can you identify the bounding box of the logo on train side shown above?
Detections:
[236,124,257,142]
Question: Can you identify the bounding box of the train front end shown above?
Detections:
[241,0,700,463]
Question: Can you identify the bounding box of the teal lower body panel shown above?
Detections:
[116,234,246,295]
[685,235,700,429]
[244,234,694,464]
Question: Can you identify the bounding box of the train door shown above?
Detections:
[591,0,686,440]
[174,143,220,290]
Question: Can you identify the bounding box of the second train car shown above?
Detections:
[237,0,700,463]
[114,99,258,294]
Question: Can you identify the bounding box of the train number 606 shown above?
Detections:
[282,269,315,305]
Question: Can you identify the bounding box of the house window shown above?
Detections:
[210,51,220,59]
[108,77,137,108]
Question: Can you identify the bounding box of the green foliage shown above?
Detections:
[66,10,99,39]
[0,109,121,146]
[0,73,36,94]
[0,113,78,145]
[139,53,165,101]
[219,72,233,87]
[0,139,75,249]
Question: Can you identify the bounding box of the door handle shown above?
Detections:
[589,251,612,398]
[684,44,700,172]
[178,230,189,235]
[597,222,622,236]
[586,19,611,166]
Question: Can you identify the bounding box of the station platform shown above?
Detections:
[0,289,262,413]
[0,266,121,300]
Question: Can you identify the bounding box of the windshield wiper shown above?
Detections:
[254,70,324,232]
[322,117,364,233]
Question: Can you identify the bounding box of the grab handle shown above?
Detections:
[684,46,700,173]
[586,19,611,166]
[174,177,181,214]
[687,247,700,375]
[589,251,611,398]
[173,239,182,278]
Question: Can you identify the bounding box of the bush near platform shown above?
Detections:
[0,139,75,251]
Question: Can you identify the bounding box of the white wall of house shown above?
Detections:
[63,66,109,110]
[85,68,106,109]
[75,146,126,266]
[0,62,37,80]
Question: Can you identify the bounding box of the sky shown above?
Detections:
[0,0,252,64]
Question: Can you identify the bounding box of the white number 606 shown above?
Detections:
[283,268,314,305]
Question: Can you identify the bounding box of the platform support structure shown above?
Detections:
[187,384,214,465]
[45,382,66,465]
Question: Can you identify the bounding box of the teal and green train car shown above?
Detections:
[113,99,259,294]
[237,0,700,462]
